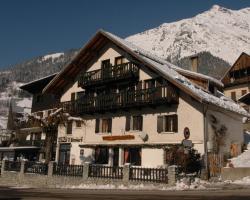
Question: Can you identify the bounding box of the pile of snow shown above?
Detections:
[230,148,250,167]
[58,178,211,191]
[0,116,7,129]
[127,5,250,64]
[41,53,64,62]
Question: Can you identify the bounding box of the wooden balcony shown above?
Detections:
[78,62,139,88]
[60,85,178,115]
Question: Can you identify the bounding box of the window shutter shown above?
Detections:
[157,116,163,133]
[108,118,112,133]
[173,115,178,132]
[95,119,100,133]
[138,116,143,131]
[125,116,130,131]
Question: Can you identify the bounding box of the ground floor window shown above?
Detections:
[94,146,109,164]
[124,147,141,166]
[58,144,71,165]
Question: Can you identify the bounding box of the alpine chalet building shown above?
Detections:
[42,30,248,167]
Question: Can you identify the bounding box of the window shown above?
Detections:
[125,116,143,131]
[71,93,75,101]
[115,56,126,65]
[124,147,141,166]
[157,115,178,133]
[67,121,73,135]
[36,95,42,103]
[242,90,247,96]
[76,121,82,128]
[231,91,236,101]
[94,147,109,164]
[95,118,112,133]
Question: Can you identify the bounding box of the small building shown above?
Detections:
[42,30,248,170]
[222,52,250,131]
[16,73,59,162]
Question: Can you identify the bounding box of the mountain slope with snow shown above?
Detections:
[127,5,250,64]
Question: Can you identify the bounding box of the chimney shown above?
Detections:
[190,55,198,72]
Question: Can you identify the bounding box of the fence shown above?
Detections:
[129,167,168,183]
[4,161,21,172]
[24,161,48,175]
[53,163,84,177]
[1,160,177,187]
[88,164,123,179]
[208,153,224,177]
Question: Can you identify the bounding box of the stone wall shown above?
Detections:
[221,167,250,181]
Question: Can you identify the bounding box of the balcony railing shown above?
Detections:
[78,62,139,87]
[17,140,45,147]
[61,85,178,115]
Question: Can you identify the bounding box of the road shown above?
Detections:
[1,186,250,200]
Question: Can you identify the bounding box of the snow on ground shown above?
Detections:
[58,178,218,191]
[0,116,7,129]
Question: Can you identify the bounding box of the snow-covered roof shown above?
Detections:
[102,30,248,116]
[43,29,249,117]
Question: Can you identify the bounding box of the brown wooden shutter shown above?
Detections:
[165,116,169,132]
[95,119,100,133]
[108,118,112,133]
[125,116,130,131]
[157,116,163,133]
[173,115,178,132]
[138,116,143,131]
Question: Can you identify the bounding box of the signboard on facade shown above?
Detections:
[58,137,83,143]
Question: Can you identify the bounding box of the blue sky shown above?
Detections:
[0,0,249,69]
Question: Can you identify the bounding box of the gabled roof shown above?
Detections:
[43,30,249,117]
[221,52,250,83]
[20,73,58,94]
[238,92,250,105]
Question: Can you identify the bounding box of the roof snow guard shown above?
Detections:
[43,29,249,117]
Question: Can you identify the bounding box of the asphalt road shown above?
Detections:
[1,187,250,200]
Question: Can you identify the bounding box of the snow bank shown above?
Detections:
[58,178,210,191]
[230,149,250,167]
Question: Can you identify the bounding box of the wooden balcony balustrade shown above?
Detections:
[78,62,139,87]
[60,85,178,115]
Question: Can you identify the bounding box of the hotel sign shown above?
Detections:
[58,137,83,143]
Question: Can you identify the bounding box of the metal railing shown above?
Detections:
[53,163,84,177]
[129,167,168,183]
[88,164,123,179]
[24,161,48,175]
[4,161,21,172]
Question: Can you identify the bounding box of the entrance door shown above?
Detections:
[101,59,111,79]
[58,144,71,165]
[113,147,119,167]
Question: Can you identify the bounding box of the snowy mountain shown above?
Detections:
[126,5,250,64]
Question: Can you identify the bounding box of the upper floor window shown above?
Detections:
[125,115,143,131]
[231,91,236,101]
[71,93,76,101]
[157,114,178,133]
[95,118,112,133]
[67,121,73,135]
[242,90,247,96]
[115,56,126,65]
[76,121,82,128]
